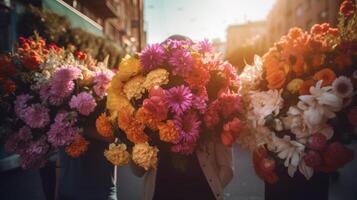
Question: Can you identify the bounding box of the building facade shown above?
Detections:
[266,0,344,46]
[226,21,266,58]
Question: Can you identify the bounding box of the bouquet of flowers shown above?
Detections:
[239,0,357,183]
[102,39,241,170]
[1,36,114,169]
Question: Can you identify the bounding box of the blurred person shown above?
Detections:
[130,35,234,200]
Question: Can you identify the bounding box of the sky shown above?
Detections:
[144,0,276,43]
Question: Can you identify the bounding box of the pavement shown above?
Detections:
[117,144,357,200]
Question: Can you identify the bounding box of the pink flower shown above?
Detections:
[140,43,166,73]
[143,96,168,121]
[47,112,78,147]
[168,48,194,77]
[221,118,241,146]
[307,133,327,151]
[304,151,322,169]
[5,126,32,154]
[22,104,50,128]
[340,0,355,17]
[69,92,97,116]
[14,94,32,119]
[174,111,201,144]
[171,141,196,155]
[196,39,213,54]
[165,85,193,115]
[93,70,114,97]
[219,94,241,118]
[204,101,220,129]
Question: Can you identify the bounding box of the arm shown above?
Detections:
[215,142,234,187]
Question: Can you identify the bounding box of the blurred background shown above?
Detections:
[0,0,356,199]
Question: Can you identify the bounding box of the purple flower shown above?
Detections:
[171,141,196,155]
[47,112,78,147]
[196,39,213,54]
[140,43,166,73]
[69,92,97,116]
[165,85,193,115]
[4,126,32,154]
[93,70,114,97]
[22,104,50,128]
[192,94,208,114]
[168,48,194,77]
[44,66,81,105]
[173,111,201,144]
[20,153,47,169]
[14,94,32,119]
[165,39,192,51]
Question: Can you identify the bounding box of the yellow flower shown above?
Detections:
[104,143,130,166]
[123,75,146,100]
[132,143,159,170]
[287,78,304,94]
[158,120,180,143]
[117,55,142,82]
[143,68,169,90]
[106,92,134,116]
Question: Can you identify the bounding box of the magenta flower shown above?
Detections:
[203,101,220,129]
[174,111,201,144]
[165,85,193,115]
[140,43,166,73]
[47,112,78,147]
[196,39,213,54]
[22,104,50,128]
[168,48,194,77]
[192,94,208,114]
[171,141,196,155]
[69,92,97,116]
[93,70,114,97]
[143,96,168,121]
[14,94,32,119]
[4,126,32,154]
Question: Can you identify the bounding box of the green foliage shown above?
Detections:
[17,6,123,67]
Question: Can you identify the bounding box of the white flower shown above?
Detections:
[332,76,354,98]
[249,89,284,126]
[239,55,264,93]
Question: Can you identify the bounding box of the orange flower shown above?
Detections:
[299,79,316,95]
[158,120,180,143]
[135,108,161,131]
[313,68,336,86]
[118,111,148,144]
[266,69,286,89]
[96,113,114,138]
[311,54,325,69]
[292,55,306,76]
[65,134,90,158]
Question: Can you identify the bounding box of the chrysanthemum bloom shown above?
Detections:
[132,143,159,170]
[4,126,32,154]
[20,136,49,169]
[340,0,355,17]
[117,111,148,143]
[196,39,213,54]
[204,101,221,129]
[304,151,322,169]
[332,76,353,98]
[219,94,241,118]
[171,141,196,155]
[22,104,50,128]
[192,93,208,114]
[69,92,97,116]
[165,85,193,115]
[135,108,161,131]
[185,64,210,89]
[168,48,194,77]
[266,69,286,89]
[143,93,168,121]
[14,94,32,119]
[104,143,130,166]
[22,54,43,71]
[140,43,165,73]
[174,111,201,144]
[47,112,78,147]
[142,68,170,91]
[96,113,114,138]
[158,120,180,143]
[93,70,114,97]
[313,68,336,86]
[65,134,89,158]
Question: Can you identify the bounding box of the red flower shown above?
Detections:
[74,51,87,60]
[185,64,210,89]
[0,57,15,76]
[253,147,279,184]
[221,118,241,146]
[259,158,276,173]
[0,78,16,94]
[347,107,357,126]
[22,55,42,71]
[221,131,234,147]
[340,0,355,17]
[320,142,354,172]
[304,151,322,169]
[307,133,327,151]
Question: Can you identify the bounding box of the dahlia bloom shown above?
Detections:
[140,43,166,73]
[168,48,194,77]
[47,112,78,147]
[69,92,97,116]
[165,85,193,115]
[14,94,32,119]
[173,111,201,144]
[22,104,50,128]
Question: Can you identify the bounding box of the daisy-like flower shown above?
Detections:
[47,112,78,147]
[168,48,194,77]
[93,70,114,97]
[69,92,97,116]
[165,85,193,115]
[196,39,213,54]
[14,94,32,119]
[174,111,201,144]
[140,43,165,73]
[22,104,50,128]
[332,76,353,98]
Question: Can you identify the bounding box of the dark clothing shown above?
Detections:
[58,139,117,200]
[153,146,215,200]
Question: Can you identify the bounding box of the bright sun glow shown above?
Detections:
[144,0,276,43]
